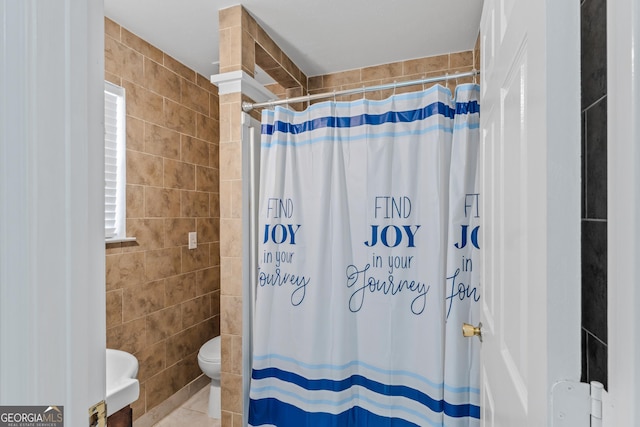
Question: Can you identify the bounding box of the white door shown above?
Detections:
[0,1,106,425]
[479,0,582,425]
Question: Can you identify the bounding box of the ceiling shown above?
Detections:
[104,0,484,81]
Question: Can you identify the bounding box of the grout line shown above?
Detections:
[582,93,607,114]
[585,328,608,347]
[583,109,588,215]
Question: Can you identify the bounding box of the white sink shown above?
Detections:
[106,349,140,417]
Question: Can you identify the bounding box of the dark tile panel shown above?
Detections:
[585,97,607,220]
[581,220,608,342]
[581,0,607,109]
[586,331,608,389]
[581,0,607,391]
[580,328,588,383]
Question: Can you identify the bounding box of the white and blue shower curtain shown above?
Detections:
[249,84,481,427]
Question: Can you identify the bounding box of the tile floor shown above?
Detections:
[153,386,221,427]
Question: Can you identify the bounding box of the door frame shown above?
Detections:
[607,0,640,423]
[0,1,105,424]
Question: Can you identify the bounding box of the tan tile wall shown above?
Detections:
[218,8,246,427]
[219,5,308,114]
[308,50,477,103]
[218,88,245,427]
[104,17,220,421]
[216,6,314,426]
[219,6,307,93]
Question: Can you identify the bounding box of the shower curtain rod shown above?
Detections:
[241,69,479,112]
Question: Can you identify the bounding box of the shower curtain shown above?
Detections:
[249,84,481,427]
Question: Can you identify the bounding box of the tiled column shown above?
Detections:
[216,6,310,426]
[215,73,278,427]
[217,8,247,425]
[216,6,278,426]
[218,88,243,427]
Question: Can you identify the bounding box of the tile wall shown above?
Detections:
[104,17,221,420]
[580,0,608,388]
[306,50,478,103]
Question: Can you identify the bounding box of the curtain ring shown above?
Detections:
[422,75,426,92]
[473,69,478,85]
[333,90,337,103]
[393,80,397,96]
[362,84,366,100]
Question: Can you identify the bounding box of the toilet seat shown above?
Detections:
[198,337,221,364]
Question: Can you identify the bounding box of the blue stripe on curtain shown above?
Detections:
[250,387,442,426]
[252,367,480,419]
[249,398,422,427]
[252,353,481,394]
[261,101,480,136]
[260,123,481,148]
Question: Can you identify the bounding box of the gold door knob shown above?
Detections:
[462,322,483,342]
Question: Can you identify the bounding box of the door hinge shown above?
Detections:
[590,381,604,427]
[551,380,606,426]
[88,400,106,427]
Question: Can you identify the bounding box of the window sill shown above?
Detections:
[105,237,137,244]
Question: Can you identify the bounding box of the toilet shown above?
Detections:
[197,336,221,419]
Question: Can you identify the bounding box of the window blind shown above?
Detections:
[104,82,126,240]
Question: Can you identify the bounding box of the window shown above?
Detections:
[104,81,129,241]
